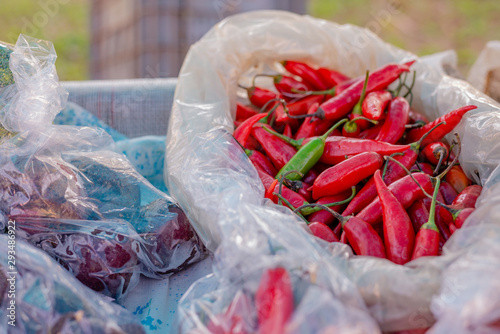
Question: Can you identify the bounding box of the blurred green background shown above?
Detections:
[1,0,499,81]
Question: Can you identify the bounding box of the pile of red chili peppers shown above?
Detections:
[234,59,481,264]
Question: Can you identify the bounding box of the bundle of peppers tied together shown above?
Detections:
[233,60,481,264]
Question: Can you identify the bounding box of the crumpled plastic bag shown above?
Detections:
[175,198,380,334]
[0,235,145,333]
[165,10,500,332]
[467,41,500,102]
[0,35,206,300]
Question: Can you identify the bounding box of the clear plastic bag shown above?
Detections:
[165,10,500,332]
[0,235,145,334]
[0,35,207,300]
[175,202,380,334]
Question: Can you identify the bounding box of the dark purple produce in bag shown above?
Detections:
[0,35,206,300]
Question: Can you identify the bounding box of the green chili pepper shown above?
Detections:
[275,118,349,181]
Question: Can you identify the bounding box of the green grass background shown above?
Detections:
[0,0,89,80]
[1,0,499,80]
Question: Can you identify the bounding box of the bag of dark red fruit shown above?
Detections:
[0,35,206,301]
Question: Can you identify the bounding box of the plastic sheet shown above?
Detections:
[468,41,500,101]
[0,235,145,333]
[165,11,500,332]
[0,35,207,300]
[175,201,379,333]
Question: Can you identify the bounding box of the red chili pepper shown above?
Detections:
[274,103,300,129]
[422,142,449,165]
[283,123,293,138]
[272,74,312,97]
[412,162,434,176]
[319,136,410,165]
[255,267,294,334]
[454,207,474,228]
[374,169,414,264]
[356,173,433,225]
[265,179,279,201]
[439,181,458,205]
[451,185,482,209]
[307,191,352,226]
[449,222,458,234]
[343,123,442,217]
[297,203,385,258]
[445,165,471,194]
[244,86,280,109]
[422,196,452,239]
[411,177,443,260]
[362,90,392,121]
[343,216,386,258]
[233,113,268,149]
[312,152,383,200]
[282,60,327,90]
[407,199,430,233]
[287,95,325,117]
[358,122,384,140]
[405,105,477,146]
[374,97,409,144]
[252,124,297,170]
[236,103,259,122]
[317,67,351,88]
[340,230,347,244]
[411,228,439,260]
[294,102,325,140]
[246,149,277,177]
[315,61,414,121]
[342,146,418,217]
[436,190,453,223]
[309,222,339,242]
[335,76,360,96]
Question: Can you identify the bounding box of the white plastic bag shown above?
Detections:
[468,41,500,101]
[166,10,500,332]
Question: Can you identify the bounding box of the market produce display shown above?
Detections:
[0,235,145,333]
[166,11,500,333]
[233,59,481,263]
[0,35,206,301]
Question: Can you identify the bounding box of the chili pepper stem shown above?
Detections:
[421,177,441,231]
[261,125,303,149]
[384,155,435,200]
[436,133,462,180]
[321,118,349,138]
[294,203,348,226]
[405,120,427,129]
[433,146,447,176]
[412,121,446,151]
[351,71,369,115]
[286,107,325,120]
[299,186,356,216]
[403,71,417,105]
[274,193,309,223]
[384,132,463,212]
[382,152,405,179]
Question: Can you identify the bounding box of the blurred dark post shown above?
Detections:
[90,0,306,80]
